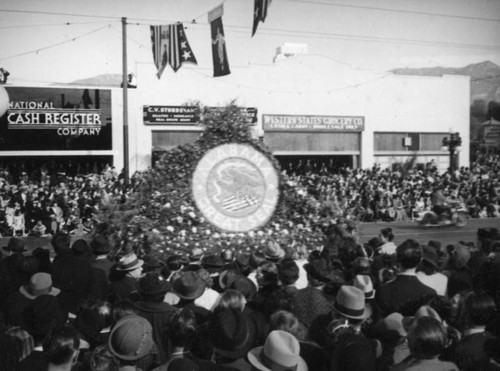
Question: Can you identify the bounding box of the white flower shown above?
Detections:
[152,228,160,234]
[164,202,171,208]
[180,229,186,235]
[166,226,174,232]
[188,211,196,219]
[282,229,289,235]
[192,227,197,233]
[213,233,220,238]
[248,231,255,238]
[205,230,211,235]
[257,231,264,236]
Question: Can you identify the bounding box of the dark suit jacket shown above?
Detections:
[376,274,437,317]
[134,300,177,364]
[51,252,93,314]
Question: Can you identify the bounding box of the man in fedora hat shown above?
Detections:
[172,271,211,325]
[248,330,308,371]
[202,308,257,370]
[134,272,176,364]
[329,285,378,371]
[107,252,144,303]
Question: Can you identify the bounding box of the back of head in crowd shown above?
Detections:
[278,258,299,286]
[43,324,80,369]
[407,317,448,360]
[216,289,246,313]
[51,232,72,254]
[461,292,496,328]
[396,239,422,269]
[169,308,197,348]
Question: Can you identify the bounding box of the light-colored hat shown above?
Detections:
[333,285,370,320]
[116,253,143,271]
[108,315,153,361]
[19,272,60,299]
[264,241,285,262]
[248,330,308,371]
[353,275,375,299]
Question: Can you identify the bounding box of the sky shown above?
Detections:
[1,0,500,86]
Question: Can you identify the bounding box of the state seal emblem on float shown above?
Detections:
[192,143,279,232]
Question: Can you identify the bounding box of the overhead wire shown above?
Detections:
[0,25,111,62]
[282,0,500,23]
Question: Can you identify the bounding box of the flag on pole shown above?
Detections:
[252,0,272,37]
[150,23,197,79]
[208,4,230,77]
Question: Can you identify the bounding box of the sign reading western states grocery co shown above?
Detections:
[263,114,364,132]
[192,143,279,232]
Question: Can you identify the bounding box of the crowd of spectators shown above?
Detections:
[0,164,128,238]
[0,153,499,239]
[1,223,500,371]
[285,153,500,222]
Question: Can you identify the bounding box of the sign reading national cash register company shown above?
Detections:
[263,114,364,132]
[0,87,112,151]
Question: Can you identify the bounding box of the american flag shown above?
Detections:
[151,23,198,78]
[222,194,259,212]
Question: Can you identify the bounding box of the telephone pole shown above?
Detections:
[122,17,129,186]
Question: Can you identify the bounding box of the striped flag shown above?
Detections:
[151,23,197,79]
[252,0,272,37]
[222,194,259,212]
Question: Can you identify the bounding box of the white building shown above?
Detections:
[0,53,470,175]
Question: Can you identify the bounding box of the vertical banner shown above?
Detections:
[151,23,198,79]
[252,0,272,37]
[208,4,230,77]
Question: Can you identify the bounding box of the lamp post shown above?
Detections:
[442,132,462,173]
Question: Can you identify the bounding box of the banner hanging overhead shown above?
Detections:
[252,0,272,36]
[208,4,230,77]
[151,23,198,79]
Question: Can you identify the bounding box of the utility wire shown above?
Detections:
[1,7,498,51]
[0,21,111,29]
[0,25,110,61]
[283,0,500,23]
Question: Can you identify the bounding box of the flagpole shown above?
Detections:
[122,17,130,186]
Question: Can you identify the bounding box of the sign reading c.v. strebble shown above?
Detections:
[192,143,279,232]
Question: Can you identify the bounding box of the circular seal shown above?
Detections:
[192,143,279,232]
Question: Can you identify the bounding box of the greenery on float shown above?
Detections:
[97,101,326,261]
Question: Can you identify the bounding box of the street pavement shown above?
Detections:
[1,218,498,255]
[358,217,500,247]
